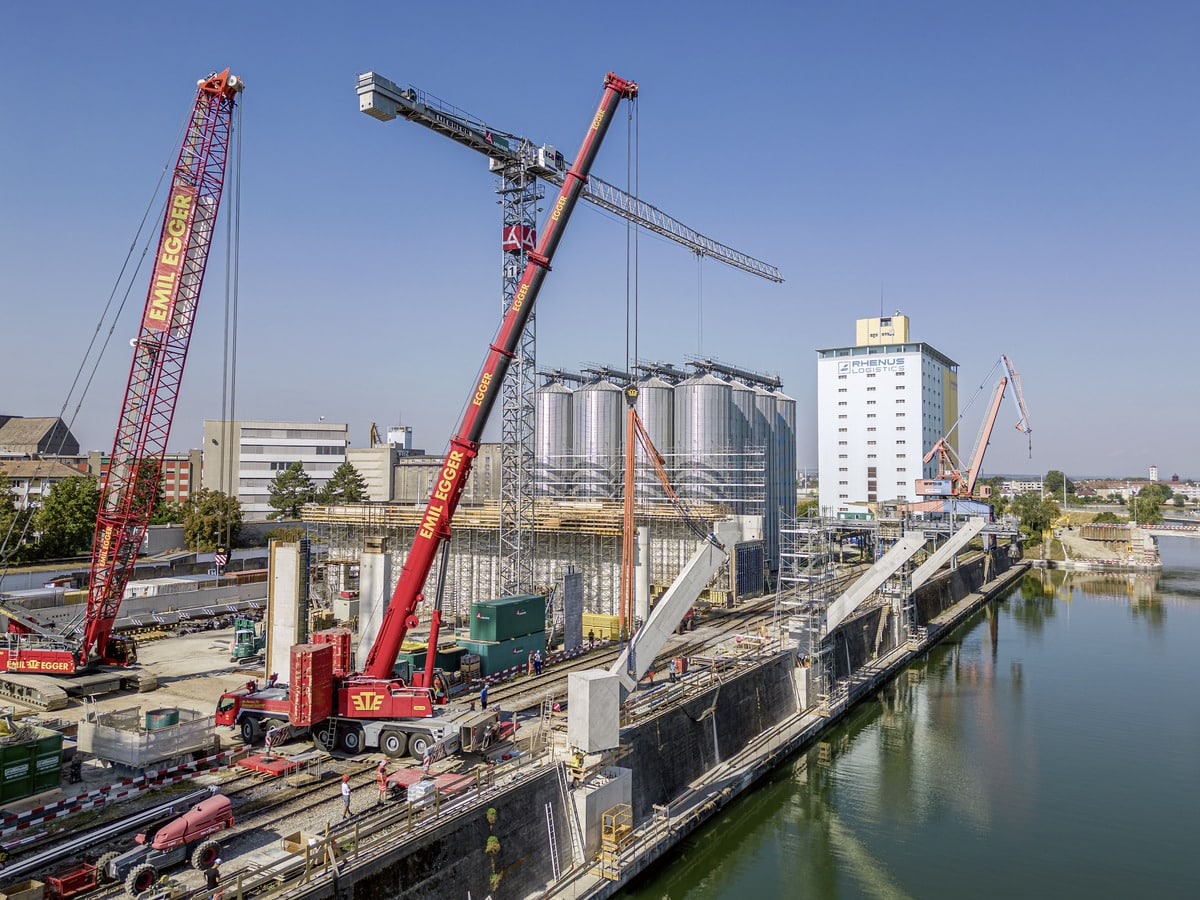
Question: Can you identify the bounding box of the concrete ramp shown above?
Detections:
[610,518,740,694]
[825,535,925,632]
[909,517,987,592]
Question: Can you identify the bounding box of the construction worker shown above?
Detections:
[480,683,489,710]
[341,774,351,819]
[533,650,543,676]
[204,858,222,900]
[668,658,678,683]
[376,760,388,804]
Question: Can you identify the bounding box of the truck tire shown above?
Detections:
[192,838,221,870]
[339,725,365,754]
[96,851,120,883]
[380,729,407,758]
[408,731,432,760]
[125,863,157,897]
[313,720,336,753]
[240,717,261,745]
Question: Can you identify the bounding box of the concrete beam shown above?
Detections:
[825,534,925,632]
[910,516,987,592]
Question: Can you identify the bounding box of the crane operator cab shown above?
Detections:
[102,635,138,667]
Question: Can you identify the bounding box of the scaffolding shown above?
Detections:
[305,496,743,620]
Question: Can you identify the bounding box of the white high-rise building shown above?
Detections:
[203,419,348,520]
[817,315,958,515]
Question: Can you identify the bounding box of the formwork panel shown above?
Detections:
[76,706,213,767]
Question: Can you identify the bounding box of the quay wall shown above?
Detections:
[320,766,571,900]
[623,655,798,819]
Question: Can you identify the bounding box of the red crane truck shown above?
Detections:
[0,70,244,684]
[216,71,638,759]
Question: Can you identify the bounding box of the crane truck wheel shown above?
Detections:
[96,851,120,883]
[339,725,365,754]
[408,732,432,760]
[380,730,407,758]
[192,839,221,870]
[240,717,261,745]
[313,721,336,753]
[125,863,157,897]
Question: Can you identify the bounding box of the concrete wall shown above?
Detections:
[330,766,574,900]
[621,653,799,820]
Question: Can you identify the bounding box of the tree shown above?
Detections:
[32,476,101,558]
[184,489,242,551]
[1043,470,1075,498]
[0,471,33,564]
[1129,490,1163,526]
[319,461,368,504]
[151,499,189,525]
[796,498,818,517]
[1011,492,1060,539]
[267,462,315,520]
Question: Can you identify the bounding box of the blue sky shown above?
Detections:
[2,2,1196,479]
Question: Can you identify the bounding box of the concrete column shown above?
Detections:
[358,550,392,665]
[635,525,650,623]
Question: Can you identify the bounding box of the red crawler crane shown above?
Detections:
[0,70,244,676]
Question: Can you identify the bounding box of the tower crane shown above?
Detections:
[357,72,782,595]
[916,354,1033,503]
[0,70,244,682]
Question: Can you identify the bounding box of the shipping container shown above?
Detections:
[434,645,467,672]
[468,593,546,642]
[288,644,333,727]
[456,631,546,676]
[0,725,63,804]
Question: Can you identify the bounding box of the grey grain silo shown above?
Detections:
[573,377,624,499]
[632,374,675,500]
[674,371,733,502]
[535,379,573,497]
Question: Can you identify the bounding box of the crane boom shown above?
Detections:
[359,72,640,683]
[82,70,244,665]
[356,72,782,283]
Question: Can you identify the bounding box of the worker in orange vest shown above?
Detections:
[376,760,388,804]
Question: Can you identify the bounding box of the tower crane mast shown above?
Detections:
[358,73,781,596]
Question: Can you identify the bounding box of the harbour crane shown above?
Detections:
[0,70,244,684]
[916,354,1033,503]
[357,72,782,595]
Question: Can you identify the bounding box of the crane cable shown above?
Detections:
[217,100,244,551]
[0,117,188,583]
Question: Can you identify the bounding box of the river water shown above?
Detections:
[623,537,1200,899]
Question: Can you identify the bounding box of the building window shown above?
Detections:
[866,386,876,392]
[838,387,847,393]
[897,453,906,459]
[839,467,848,472]
[867,413,876,419]
[838,454,848,459]
[315,445,343,456]
[896,384,906,390]
[897,439,905,445]
[897,399,906,405]
[897,467,907,472]
[838,401,847,406]
[838,440,848,446]
[867,453,877,459]
[897,426,905,431]
[838,374,847,380]
[867,427,876,432]
[867,440,876,445]
[838,427,847,433]
[839,480,848,485]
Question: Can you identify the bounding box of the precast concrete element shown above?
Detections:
[909,516,987,592]
[825,534,925,632]
[357,549,391,666]
[267,542,306,680]
[571,766,632,858]
[567,671,621,753]
[610,518,741,694]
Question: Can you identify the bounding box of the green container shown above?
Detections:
[0,727,63,803]
[457,631,546,676]
[397,650,428,672]
[145,709,180,730]
[468,594,546,642]
[434,646,466,672]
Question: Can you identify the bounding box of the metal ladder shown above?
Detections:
[545,802,561,881]
[555,761,585,867]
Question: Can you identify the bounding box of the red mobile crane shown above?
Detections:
[217,72,638,758]
[916,354,1032,502]
[0,70,244,680]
